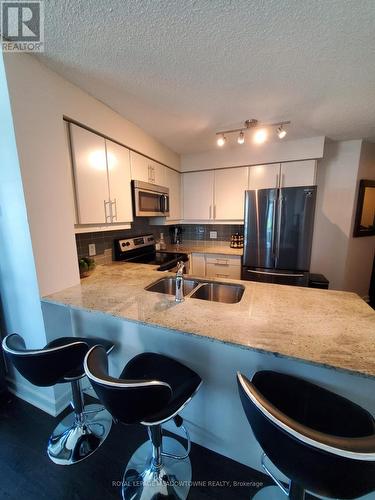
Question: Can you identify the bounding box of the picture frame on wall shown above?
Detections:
[353,179,375,237]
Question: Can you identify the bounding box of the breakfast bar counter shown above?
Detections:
[41,262,375,470]
[43,262,375,379]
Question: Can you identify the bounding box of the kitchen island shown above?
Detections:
[41,262,375,470]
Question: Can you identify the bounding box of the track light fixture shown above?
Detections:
[277,125,287,139]
[217,134,226,147]
[215,119,290,147]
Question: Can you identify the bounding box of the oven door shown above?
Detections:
[133,184,170,217]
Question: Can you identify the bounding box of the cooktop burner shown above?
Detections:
[113,234,188,271]
[128,251,187,266]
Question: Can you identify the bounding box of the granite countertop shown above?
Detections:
[42,262,375,378]
[164,240,243,256]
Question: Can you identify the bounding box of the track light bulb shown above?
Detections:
[237,131,245,144]
[217,135,226,147]
[277,125,287,139]
[253,129,267,144]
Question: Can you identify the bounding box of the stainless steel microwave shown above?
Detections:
[132,180,170,217]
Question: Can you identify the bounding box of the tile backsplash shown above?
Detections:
[75,219,244,262]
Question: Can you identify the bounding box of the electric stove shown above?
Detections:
[113,234,188,271]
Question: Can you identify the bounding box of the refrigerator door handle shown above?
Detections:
[246,269,305,277]
[275,194,283,266]
[271,198,277,259]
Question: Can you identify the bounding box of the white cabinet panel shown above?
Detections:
[280,160,316,187]
[214,167,248,220]
[150,160,166,186]
[248,164,280,190]
[205,264,241,280]
[106,140,133,223]
[70,124,109,224]
[130,152,166,186]
[183,171,214,220]
[192,253,241,279]
[190,253,206,277]
[130,151,150,183]
[165,168,181,220]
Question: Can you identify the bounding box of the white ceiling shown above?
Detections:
[38,0,375,154]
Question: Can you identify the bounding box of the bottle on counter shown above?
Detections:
[159,232,167,250]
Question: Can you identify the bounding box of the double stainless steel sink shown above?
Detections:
[145,277,244,304]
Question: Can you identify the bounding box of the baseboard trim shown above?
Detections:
[6,376,71,417]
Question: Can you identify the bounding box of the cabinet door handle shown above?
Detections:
[215,259,229,265]
[213,205,216,219]
[209,205,212,219]
[276,173,279,188]
[111,199,117,221]
[104,200,111,222]
[216,273,229,278]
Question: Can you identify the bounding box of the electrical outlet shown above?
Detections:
[88,243,96,256]
[209,231,217,239]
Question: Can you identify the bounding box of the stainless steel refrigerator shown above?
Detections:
[241,186,317,286]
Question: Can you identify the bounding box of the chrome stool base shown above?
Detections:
[47,403,112,465]
[122,436,192,500]
[253,485,288,499]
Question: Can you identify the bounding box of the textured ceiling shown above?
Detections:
[37,0,375,154]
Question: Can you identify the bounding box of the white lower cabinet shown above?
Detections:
[205,254,241,279]
[190,253,206,277]
[190,253,241,279]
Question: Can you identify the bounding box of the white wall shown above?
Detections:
[310,140,362,290]
[3,53,180,297]
[181,136,325,171]
[310,139,375,297]
[0,52,55,411]
[343,141,375,297]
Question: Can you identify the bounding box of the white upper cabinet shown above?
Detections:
[70,125,109,224]
[150,159,166,186]
[106,140,133,223]
[130,151,150,182]
[248,164,280,190]
[183,170,214,220]
[165,168,181,220]
[130,151,166,186]
[248,161,317,190]
[214,167,249,220]
[70,124,133,226]
[280,160,317,187]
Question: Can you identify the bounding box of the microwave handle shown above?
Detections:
[160,194,169,213]
[164,194,169,213]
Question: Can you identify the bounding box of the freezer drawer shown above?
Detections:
[242,267,309,287]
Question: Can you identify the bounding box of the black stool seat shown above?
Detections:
[84,346,202,499]
[2,333,115,465]
[46,336,114,381]
[238,370,375,499]
[120,352,202,424]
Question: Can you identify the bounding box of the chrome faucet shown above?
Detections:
[175,261,185,302]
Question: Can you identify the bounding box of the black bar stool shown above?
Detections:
[237,370,375,500]
[2,333,115,465]
[84,345,202,500]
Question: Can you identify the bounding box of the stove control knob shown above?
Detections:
[125,242,130,246]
